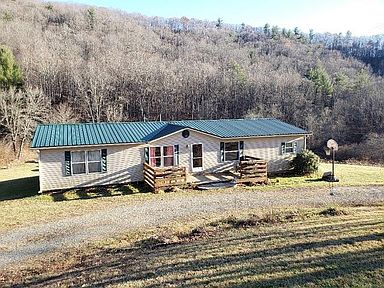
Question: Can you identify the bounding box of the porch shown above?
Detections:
[143,156,268,191]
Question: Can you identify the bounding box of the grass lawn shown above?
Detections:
[0,162,40,201]
[1,205,383,287]
[268,162,384,188]
[0,162,383,233]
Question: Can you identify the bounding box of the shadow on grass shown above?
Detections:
[4,215,383,287]
[305,178,324,182]
[0,176,39,201]
[50,182,152,202]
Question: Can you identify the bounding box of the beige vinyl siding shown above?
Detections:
[39,144,144,192]
[150,130,305,173]
[244,136,305,172]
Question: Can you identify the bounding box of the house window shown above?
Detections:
[150,147,162,167]
[149,146,175,167]
[71,150,102,175]
[163,146,174,167]
[285,142,294,153]
[281,142,297,154]
[72,151,86,174]
[87,150,102,173]
[224,142,240,161]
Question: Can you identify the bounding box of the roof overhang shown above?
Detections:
[31,141,145,150]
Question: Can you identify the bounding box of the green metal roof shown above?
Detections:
[170,119,308,139]
[31,118,310,149]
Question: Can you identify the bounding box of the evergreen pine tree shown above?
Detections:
[0,45,23,90]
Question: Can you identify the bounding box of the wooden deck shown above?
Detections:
[143,163,187,192]
[237,156,268,184]
[143,156,268,191]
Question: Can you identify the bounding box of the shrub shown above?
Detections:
[291,149,320,175]
[319,207,347,216]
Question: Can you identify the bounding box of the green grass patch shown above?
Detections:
[1,205,383,287]
[267,162,384,188]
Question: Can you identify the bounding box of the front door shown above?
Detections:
[191,143,203,172]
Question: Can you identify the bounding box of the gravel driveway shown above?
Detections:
[0,185,383,268]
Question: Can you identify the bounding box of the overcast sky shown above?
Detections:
[48,0,384,36]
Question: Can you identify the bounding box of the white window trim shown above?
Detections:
[149,146,175,167]
[71,151,86,175]
[71,149,102,175]
[87,150,102,174]
[282,141,297,154]
[224,141,240,162]
[191,143,204,172]
[149,146,162,167]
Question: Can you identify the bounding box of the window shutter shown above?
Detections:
[293,142,298,154]
[281,142,286,155]
[220,142,224,162]
[64,151,71,176]
[144,147,149,164]
[239,141,244,160]
[101,149,107,172]
[174,144,179,166]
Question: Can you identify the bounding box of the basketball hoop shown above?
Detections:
[327,139,338,151]
[324,139,339,184]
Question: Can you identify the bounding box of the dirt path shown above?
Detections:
[1,186,383,269]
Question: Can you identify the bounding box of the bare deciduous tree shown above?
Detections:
[51,102,79,123]
[0,87,48,158]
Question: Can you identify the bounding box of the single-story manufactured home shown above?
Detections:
[31,118,310,192]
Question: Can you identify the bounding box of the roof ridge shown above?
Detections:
[36,121,167,126]
[36,118,278,127]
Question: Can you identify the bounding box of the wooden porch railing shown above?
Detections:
[237,156,268,184]
[143,163,187,191]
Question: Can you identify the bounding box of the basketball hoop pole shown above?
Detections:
[332,147,335,181]
[325,139,339,182]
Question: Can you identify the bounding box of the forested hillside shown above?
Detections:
[309,31,384,76]
[0,0,383,162]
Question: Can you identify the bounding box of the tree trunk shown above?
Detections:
[11,134,18,156]
[17,136,25,159]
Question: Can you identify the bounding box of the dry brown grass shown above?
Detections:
[0,140,14,168]
[0,143,37,168]
[1,206,383,287]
